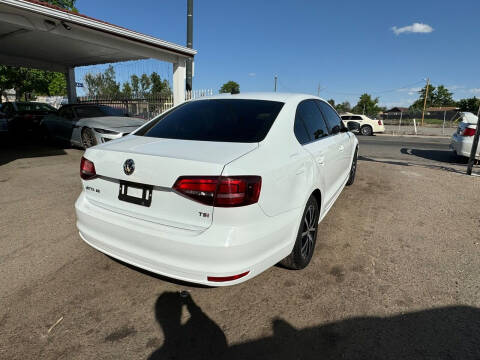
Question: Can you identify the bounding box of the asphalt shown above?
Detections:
[1,136,480,359]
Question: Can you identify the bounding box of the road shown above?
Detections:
[1,139,480,359]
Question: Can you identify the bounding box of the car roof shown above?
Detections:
[194,92,328,103]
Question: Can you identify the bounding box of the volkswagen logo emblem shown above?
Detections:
[123,159,135,175]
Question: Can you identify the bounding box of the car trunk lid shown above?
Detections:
[82,136,257,230]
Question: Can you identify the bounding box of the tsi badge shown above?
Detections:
[123,159,135,175]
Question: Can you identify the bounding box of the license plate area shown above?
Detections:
[118,180,153,207]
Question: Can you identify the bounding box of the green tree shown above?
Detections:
[352,93,381,116]
[150,72,171,97]
[410,84,455,109]
[219,81,240,94]
[46,0,77,11]
[140,74,151,96]
[335,101,351,114]
[457,96,480,114]
[47,72,67,96]
[130,75,140,97]
[84,65,120,98]
[122,82,132,98]
[327,99,335,107]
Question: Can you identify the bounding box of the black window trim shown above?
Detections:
[294,99,334,146]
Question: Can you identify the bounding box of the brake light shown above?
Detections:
[207,271,250,282]
[378,120,382,125]
[173,176,261,207]
[80,157,96,180]
[462,128,476,136]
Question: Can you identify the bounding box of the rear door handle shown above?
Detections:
[316,155,325,166]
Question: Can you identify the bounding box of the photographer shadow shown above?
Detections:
[149,291,480,360]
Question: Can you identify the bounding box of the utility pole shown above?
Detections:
[274,75,278,92]
[317,83,321,97]
[421,78,430,127]
[185,0,193,92]
[466,106,480,175]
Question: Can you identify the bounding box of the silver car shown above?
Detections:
[41,104,146,148]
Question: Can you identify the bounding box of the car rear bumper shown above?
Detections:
[451,135,480,158]
[75,192,299,286]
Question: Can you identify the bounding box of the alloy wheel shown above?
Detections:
[300,204,316,258]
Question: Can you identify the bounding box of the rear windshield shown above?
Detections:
[74,105,125,118]
[136,99,284,143]
[16,103,56,112]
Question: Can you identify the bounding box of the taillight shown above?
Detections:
[173,176,261,207]
[207,271,250,282]
[80,156,96,180]
[462,128,476,136]
[378,120,382,125]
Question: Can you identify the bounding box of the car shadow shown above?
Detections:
[149,291,480,359]
[0,134,68,166]
[400,148,469,164]
[358,155,475,175]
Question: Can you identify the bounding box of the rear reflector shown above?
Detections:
[173,176,261,207]
[80,156,97,180]
[463,128,476,136]
[207,271,250,282]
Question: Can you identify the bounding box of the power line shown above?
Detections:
[324,80,425,96]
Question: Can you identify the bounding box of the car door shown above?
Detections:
[56,106,77,141]
[295,100,339,207]
[316,100,352,185]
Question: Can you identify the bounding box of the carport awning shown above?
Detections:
[0,0,196,72]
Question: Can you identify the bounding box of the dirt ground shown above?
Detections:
[1,145,480,359]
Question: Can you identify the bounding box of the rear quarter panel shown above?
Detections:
[221,99,317,217]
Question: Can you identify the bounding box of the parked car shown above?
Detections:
[75,93,359,286]
[0,101,57,135]
[341,114,385,136]
[450,112,479,160]
[40,104,146,148]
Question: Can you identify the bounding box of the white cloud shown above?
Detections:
[392,23,434,35]
[469,88,480,94]
[248,72,256,77]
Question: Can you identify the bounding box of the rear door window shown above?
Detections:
[294,114,311,144]
[295,100,329,141]
[350,116,363,121]
[316,100,342,133]
[137,99,284,143]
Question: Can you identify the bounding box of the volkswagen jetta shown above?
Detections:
[75,93,358,286]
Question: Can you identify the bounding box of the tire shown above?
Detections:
[81,127,98,149]
[360,125,373,136]
[346,147,358,186]
[281,196,320,270]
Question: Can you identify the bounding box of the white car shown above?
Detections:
[450,112,479,160]
[75,93,358,286]
[341,114,385,136]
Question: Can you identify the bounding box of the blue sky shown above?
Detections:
[77,0,479,107]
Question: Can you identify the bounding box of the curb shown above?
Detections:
[375,133,451,139]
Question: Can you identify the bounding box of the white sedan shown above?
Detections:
[341,114,385,136]
[75,93,358,286]
[450,112,479,160]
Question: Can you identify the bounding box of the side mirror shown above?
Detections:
[331,125,341,134]
[347,122,360,132]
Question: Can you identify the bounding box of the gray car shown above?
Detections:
[41,104,146,148]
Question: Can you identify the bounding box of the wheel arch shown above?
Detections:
[311,188,322,213]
